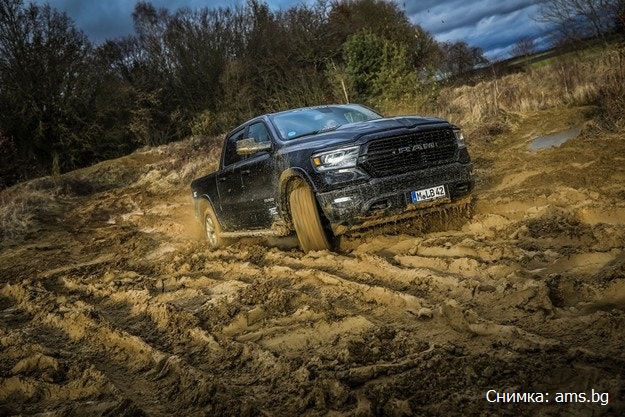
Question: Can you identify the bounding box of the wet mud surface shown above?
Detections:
[1,108,625,416]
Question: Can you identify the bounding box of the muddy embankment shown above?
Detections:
[1,107,625,416]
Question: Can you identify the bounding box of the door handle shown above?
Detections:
[218,177,227,182]
[241,169,251,175]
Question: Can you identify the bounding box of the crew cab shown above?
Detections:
[191,104,474,251]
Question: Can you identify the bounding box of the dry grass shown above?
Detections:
[160,134,223,184]
[385,45,625,134]
[0,134,224,243]
[0,173,109,242]
[131,134,224,195]
[0,178,64,241]
[0,198,35,240]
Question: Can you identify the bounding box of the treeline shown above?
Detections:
[1,0,491,187]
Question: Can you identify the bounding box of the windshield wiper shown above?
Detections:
[288,124,342,140]
[311,124,342,135]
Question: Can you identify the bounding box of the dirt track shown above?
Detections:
[1,107,625,416]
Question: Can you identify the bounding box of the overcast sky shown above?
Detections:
[33,0,548,60]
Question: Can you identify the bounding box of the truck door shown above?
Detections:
[238,121,280,228]
[215,128,248,230]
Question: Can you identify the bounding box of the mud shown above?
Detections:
[1,107,624,416]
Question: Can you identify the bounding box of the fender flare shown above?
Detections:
[278,168,317,228]
[194,195,223,227]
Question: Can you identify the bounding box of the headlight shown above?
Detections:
[454,129,466,148]
[312,146,360,171]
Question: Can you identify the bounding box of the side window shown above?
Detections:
[248,122,271,142]
[223,129,245,166]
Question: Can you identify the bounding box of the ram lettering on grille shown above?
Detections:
[363,129,457,177]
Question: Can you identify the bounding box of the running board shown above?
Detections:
[221,229,280,238]
[221,224,291,238]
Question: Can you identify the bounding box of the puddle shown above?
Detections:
[529,127,581,151]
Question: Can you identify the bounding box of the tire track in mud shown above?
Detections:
[6,199,622,415]
[2,233,544,415]
[0,278,231,416]
[264,240,560,353]
[1,246,413,415]
[203,239,625,415]
[0,293,135,416]
[4,132,625,415]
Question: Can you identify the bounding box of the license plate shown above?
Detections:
[410,185,446,203]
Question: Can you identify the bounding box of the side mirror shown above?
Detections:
[236,138,271,155]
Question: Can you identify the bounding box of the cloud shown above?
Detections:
[407,0,535,33]
[38,0,131,43]
[405,0,543,59]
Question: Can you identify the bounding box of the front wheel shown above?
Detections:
[289,183,333,252]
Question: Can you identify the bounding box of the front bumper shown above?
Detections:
[316,162,474,234]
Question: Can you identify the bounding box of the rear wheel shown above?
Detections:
[203,204,227,248]
[289,183,333,252]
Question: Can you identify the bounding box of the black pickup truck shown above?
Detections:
[191,104,474,251]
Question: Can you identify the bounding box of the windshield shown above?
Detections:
[269,104,382,140]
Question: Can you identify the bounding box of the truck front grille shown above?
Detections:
[361,128,457,177]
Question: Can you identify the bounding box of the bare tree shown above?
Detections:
[439,41,488,80]
[511,36,537,58]
[617,0,625,33]
[537,0,620,44]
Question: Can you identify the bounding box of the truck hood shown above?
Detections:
[280,116,450,153]
[344,116,448,133]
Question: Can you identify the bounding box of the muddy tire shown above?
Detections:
[203,203,227,248]
[289,183,333,252]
